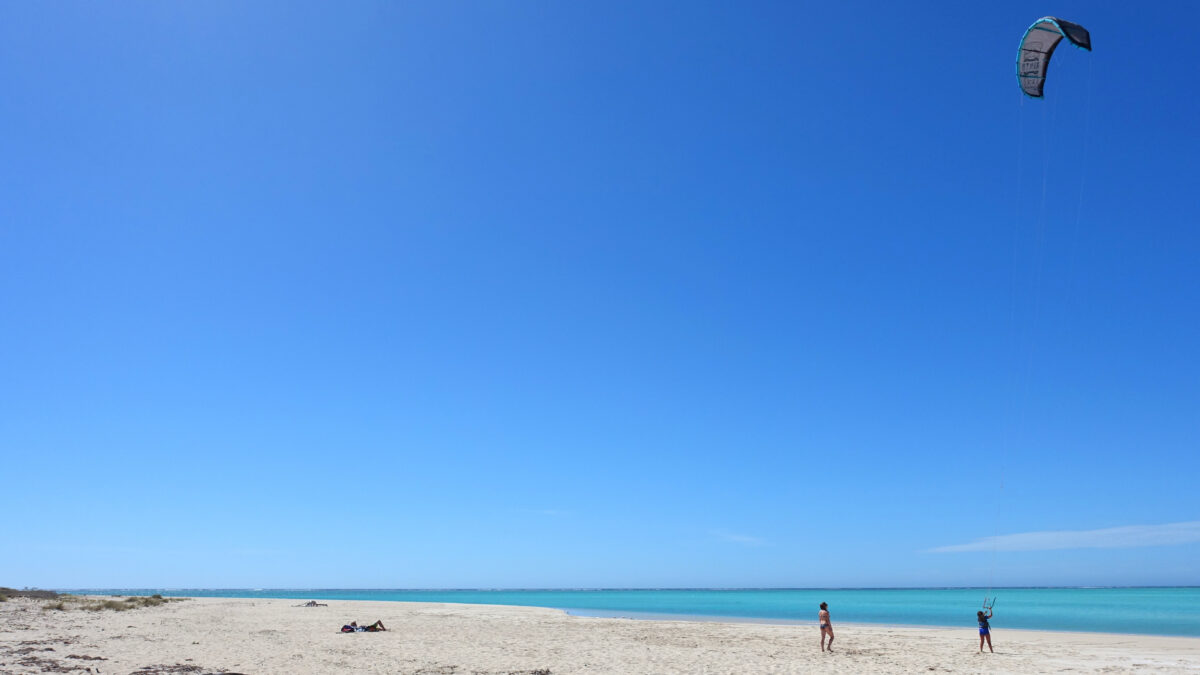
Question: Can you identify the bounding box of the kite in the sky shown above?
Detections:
[1016,17,1091,98]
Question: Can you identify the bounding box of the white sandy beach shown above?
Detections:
[3,596,1200,674]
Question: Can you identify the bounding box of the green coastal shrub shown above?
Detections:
[85,595,177,611]
[36,594,181,612]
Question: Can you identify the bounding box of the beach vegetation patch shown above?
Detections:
[89,595,182,611]
[39,594,186,612]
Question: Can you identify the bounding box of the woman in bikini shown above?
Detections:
[819,602,834,652]
[341,620,387,633]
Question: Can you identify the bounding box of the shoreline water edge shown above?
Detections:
[62,586,1200,637]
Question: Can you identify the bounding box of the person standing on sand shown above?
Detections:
[977,608,994,653]
[819,602,834,652]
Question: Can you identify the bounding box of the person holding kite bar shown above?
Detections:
[977,607,995,653]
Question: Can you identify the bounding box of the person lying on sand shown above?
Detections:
[819,602,834,652]
[341,621,387,633]
[302,600,327,607]
[977,609,994,653]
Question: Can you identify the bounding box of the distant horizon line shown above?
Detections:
[52,585,1200,592]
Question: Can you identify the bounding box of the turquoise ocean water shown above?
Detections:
[70,588,1200,637]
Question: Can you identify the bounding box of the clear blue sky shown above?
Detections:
[2,2,1197,589]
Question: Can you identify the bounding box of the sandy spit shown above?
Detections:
[3,596,1200,674]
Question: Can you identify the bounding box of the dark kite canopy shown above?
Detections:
[1016,17,1091,98]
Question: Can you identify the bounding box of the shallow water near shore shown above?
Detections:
[67,587,1200,637]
